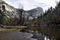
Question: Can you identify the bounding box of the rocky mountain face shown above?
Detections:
[0,0,21,25]
[0,0,43,20]
[24,7,43,20]
[0,0,43,25]
[0,0,19,19]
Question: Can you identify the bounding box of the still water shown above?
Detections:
[0,29,50,40]
[0,30,37,40]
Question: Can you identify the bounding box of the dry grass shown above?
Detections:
[4,26,28,29]
[0,26,27,32]
[0,29,16,32]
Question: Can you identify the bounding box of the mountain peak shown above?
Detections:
[24,7,43,19]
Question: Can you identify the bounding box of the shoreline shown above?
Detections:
[0,29,17,32]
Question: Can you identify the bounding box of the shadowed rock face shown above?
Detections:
[0,1,18,19]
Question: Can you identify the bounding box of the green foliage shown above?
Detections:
[42,2,60,39]
[0,10,5,24]
[2,16,10,25]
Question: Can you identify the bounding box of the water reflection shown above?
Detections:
[0,30,37,40]
[44,36,50,40]
[0,29,52,40]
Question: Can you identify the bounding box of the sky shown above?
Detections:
[3,0,60,11]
